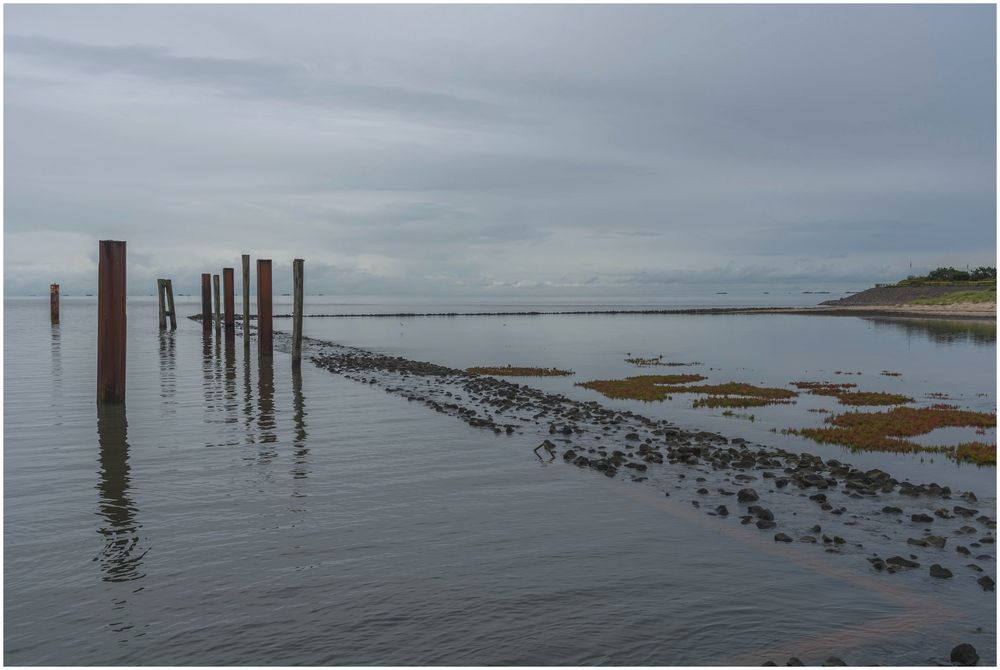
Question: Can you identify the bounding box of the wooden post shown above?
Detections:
[201,274,212,332]
[223,268,235,337]
[157,279,167,330]
[257,259,272,356]
[97,240,126,404]
[164,279,177,331]
[213,274,221,333]
[50,283,60,324]
[241,254,250,344]
[292,259,304,368]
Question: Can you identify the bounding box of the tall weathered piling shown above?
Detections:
[257,259,273,356]
[97,240,126,404]
[213,274,221,333]
[157,279,167,330]
[163,279,177,331]
[223,268,235,337]
[241,254,250,345]
[292,259,304,368]
[50,283,60,324]
[201,274,212,332]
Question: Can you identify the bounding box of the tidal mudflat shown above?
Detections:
[4,297,996,665]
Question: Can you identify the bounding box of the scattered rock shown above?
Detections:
[950,643,979,666]
[774,533,793,543]
[737,488,759,503]
[977,575,994,591]
[929,564,953,579]
[822,657,847,666]
[886,556,919,568]
[911,513,933,523]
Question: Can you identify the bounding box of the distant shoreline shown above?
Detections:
[186,303,995,321]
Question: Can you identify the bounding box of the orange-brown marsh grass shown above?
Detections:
[788,406,996,465]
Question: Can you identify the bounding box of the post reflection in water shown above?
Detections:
[158,331,176,410]
[50,323,62,399]
[224,335,237,422]
[291,367,309,481]
[202,330,214,410]
[257,354,277,463]
[95,404,147,583]
[242,343,254,441]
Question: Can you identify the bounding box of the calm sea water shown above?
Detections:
[4,296,996,665]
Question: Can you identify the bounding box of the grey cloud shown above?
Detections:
[6,34,514,126]
[3,5,995,297]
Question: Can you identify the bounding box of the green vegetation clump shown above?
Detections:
[789,406,996,465]
[836,391,913,406]
[693,396,795,409]
[791,381,857,395]
[791,381,910,406]
[899,266,996,284]
[467,365,573,377]
[576,374,707,401]
[577,376,796,407]
[910,289,996,305]
[624,355,701,367]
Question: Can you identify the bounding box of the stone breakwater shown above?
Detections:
[295,335,996,598]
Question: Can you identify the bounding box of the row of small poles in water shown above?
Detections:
[71,241,305,405]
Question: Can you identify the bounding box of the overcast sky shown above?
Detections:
[4,4,996,296]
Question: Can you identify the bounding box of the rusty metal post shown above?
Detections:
[223,267,235,337]
[201,273,212,331]
[257,259,272,356]
[241,254,250,345]
[292,259,304,368]
[213,274,221,333]
[97,240,126,404]
[50,283,60,324]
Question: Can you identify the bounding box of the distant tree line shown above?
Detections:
[905,266,996,283]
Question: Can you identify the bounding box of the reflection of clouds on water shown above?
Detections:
[95,405,147,583]
[864,317,996,346]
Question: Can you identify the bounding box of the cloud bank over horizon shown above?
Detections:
[4,5,996,297]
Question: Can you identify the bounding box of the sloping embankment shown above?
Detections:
[821,285,990,306]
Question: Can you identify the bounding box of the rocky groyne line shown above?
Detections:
[292,334,996,600]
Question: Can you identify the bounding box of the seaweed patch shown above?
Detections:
[788,406,997,465]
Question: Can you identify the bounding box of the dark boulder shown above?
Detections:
[928,564,952,578]
[950,643,979,666]
[977,575,994,591]
[886,556,919,568]
[738,488,759,503]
